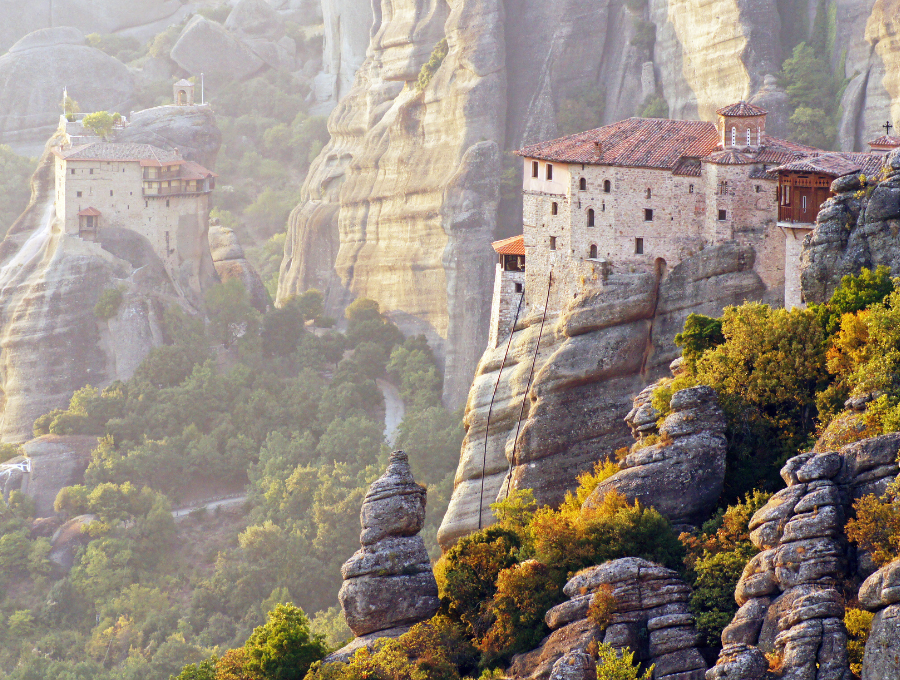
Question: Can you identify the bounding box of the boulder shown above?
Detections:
[583,386,727,527]
[861,604,900,680]
[208,224,269,313]
[169,17,265,88]
[510,558,705,680]
[0,28,135,145]
[335,451,439,649]
[225,0,284,40]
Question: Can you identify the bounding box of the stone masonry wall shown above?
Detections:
[488,264,525,348]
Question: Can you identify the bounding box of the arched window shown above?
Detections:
[587,208,595,227]
[731,127,736,146]
[551,202,558,215]
[603,180,611,193]
[579,178,587,190]
[746,129,751,146]
[646,188,651,199]
[589,244,598,259]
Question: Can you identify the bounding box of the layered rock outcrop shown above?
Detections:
[438,243,764,549]
[801,151,900,304]
[706,436,900,680]
[858,558,900,680]
[0,28,135,146]
[509,557,706,680]
[333,451,440,660]
[585,385,727,529]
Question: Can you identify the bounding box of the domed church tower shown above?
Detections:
[716,101,767,149]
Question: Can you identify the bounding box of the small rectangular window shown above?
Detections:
[70,168,75,175]
[90,169,93,175]
[689,184,694,194]
[546,164,553,180]
[166,199,170,207]
[532,161,539,178]
[644,209,653,221]
[718,209,727,221]
[551,202,558,216]
[110,190,114,197]
[549,236,557,251]
[76,191,82,198]
[514,282,523,293]
[635,238,644,255]
[755,185,761,193]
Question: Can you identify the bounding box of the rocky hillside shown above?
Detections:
[280,0,900,406]
[0,108,222,442]
[437,243,764,548]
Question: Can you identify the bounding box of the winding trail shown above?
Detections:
[377,379,405,447]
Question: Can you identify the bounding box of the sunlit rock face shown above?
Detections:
[437,243,765,550]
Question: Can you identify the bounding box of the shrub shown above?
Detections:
[478,560,561,664]
[587,585,616,632]
[82,111,117,140]
[95,286,125,320]
[595,642,652,680]
[242,603,327,680]
[674,313,724,371]
[846,490,900,567]
[437,527,522,640]
[417,38,449,91]
[639,94,668,119]
[556,86,605,136]
[845,608,874,677]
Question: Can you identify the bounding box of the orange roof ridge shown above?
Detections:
[716,101,767,117]
[492,234,525,255]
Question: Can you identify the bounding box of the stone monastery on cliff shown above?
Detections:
[488,102,896,347]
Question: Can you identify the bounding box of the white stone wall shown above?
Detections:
[782,225,813,308]
[57,158,211,293]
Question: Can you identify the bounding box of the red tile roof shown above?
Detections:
[672,158,702,176]
[77,207,101,216]
[716,101,767,117]
[776,152,885,177]
[516,118,720,170]
[180,161,219,180]
[492,234,525,256]
[705,150,754,165]
[868,135,900,148]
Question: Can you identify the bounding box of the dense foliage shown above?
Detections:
[0,291,462,680]
[0,145,34,236]
[435,462,684,669]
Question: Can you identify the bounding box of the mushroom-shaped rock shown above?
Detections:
[336,451,439,645]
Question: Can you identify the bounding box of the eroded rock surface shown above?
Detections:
[208,223,268,312]
[438,243,764,550]
[333,451,439,660]
[585,385,727,528]
[706,436,900,680]
[508,557,706,680]
[859,558,900,680]
[801,150,900,304]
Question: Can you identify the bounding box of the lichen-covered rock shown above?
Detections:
[336,451,439,645]
[705,438,900,680]
[549,651,597,680]
[438,244,764,549]
[510,558,706,680]
[583,385,727,527]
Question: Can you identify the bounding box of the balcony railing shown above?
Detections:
[143,169,181,180]
[143,187,209,197]
[778,204,815,224]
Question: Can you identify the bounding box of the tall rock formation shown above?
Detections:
[332,450,440,662]
[437,243,764,549]
[0,111,221,442]
[706,436,900,680]
[858,558,900,680]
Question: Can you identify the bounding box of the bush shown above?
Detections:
[556,86,605,136]
[674,314,724,371]
[417,39,449,91]
[846,489,900,567]
[94,287,124,320]
[595,642,653,680]
[587,585,616,632]
[242,603,327,680]
[845,608,874,677]
[82,111,117,140]
[0,145,34,237]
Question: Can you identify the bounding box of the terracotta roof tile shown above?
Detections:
[716,101,767,117]
[776,152,885,177]
[516,118,720,170]
[672,158,702,176]
[492,234,525,256]
[180,161,218,180]
[77,207,101,216]
[749,166,778,180]
[705,150,754,165]
[868,135,900,148]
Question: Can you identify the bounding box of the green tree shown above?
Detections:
[674,313,725,371]
[242,603,327,680]
[595,642,653,680]
[82,111,117,140]
[206,279,260,347]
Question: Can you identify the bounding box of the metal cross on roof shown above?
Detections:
[885,121,894,136]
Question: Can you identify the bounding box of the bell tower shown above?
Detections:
[716,101,767,150]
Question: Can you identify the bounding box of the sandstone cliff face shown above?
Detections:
[437,243,764,550]
[0,113,220,443]
[706,437,900,680]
